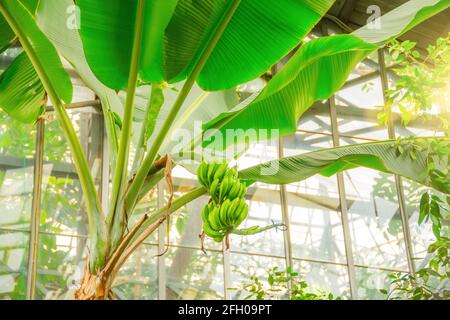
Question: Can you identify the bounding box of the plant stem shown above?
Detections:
[126,0,241,213]
[0,2,108,271]
[26,117,45,300]
[108,0,146,251]
[231,224,285,235]
[131,89,153,173]
[131,83,164,173]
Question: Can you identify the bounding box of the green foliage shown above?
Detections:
[418,192,448,238]
[383,237,450,300]
[237,267,340,300]
[383,187,449,300]
[394,137,450,193]
[380,35,450,131]
[375,36,450,300]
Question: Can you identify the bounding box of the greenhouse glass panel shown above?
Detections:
[0,230,29,299]
[292,260,350,299]
[165,247,224,300]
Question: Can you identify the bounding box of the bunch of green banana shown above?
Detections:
[197,161,249,242]
[198,161,286,249]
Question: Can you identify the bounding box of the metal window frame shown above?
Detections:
[377,48,416,275]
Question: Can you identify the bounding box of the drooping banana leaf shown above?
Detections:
[35,0,123,162]
[238,138,450,195]
[76,0,178,90]
[0,0,38,53]
[0,51,45,123]
[200,0,449,152]
[165,0,335,90]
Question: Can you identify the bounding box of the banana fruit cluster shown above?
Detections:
[198,161,249,242]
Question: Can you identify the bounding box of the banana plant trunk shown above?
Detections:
[75,266,111,300]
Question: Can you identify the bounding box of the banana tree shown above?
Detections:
[0,0,449,300]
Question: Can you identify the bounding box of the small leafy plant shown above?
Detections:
[382,237,449,300]
[236,267,340,300]
[382,181,449,300]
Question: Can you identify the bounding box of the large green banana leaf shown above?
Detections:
[0,52,45,123]
[165,0,335,90]
[201,0,449,151]
[0,0,38,53]
[77,0,335,91]
[202,35,376,150]
[239,138,450,195]
[35,0,123,161]
[77,0,178,90]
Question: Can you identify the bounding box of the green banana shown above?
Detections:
[234,201,249,227]
[209,178,220,202]
[218,176,230,203]
[214,162,228,181]
[203,218,224,238]
[219,199,231,229]
[225,200,234,225]
[198,162,208,188]
[225,168,238,179]
[207,162,218,184]
[201,205,210,223]
[208,205,223,231]
[229,198,242,222]
[228,182,241,200]
[238,184,247,198]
